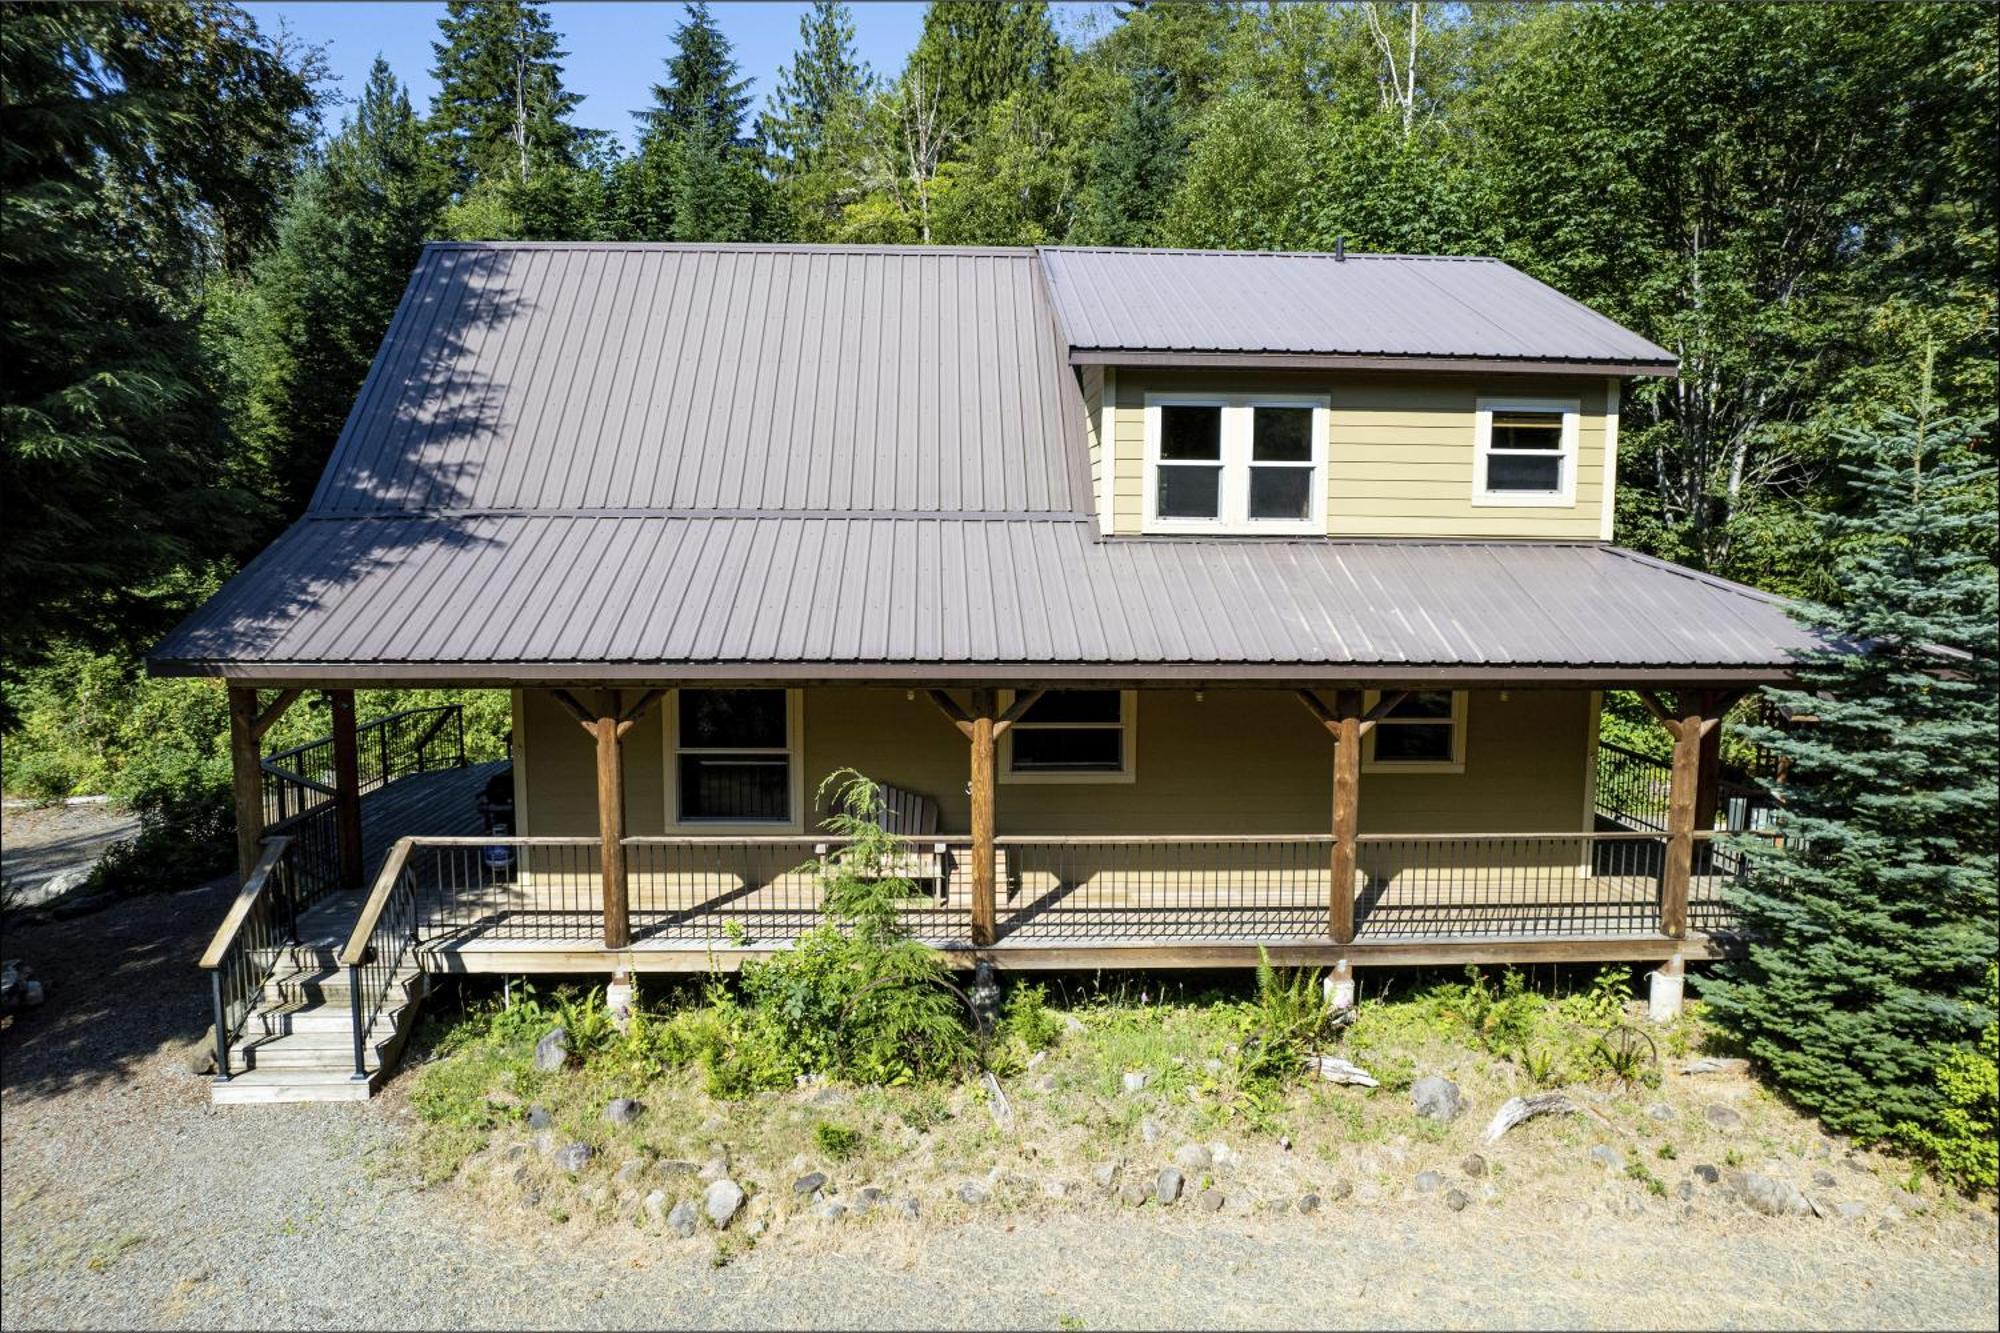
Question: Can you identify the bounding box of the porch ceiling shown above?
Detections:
[149,514,1825,686]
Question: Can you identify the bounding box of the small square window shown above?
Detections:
[1476,399,1578,506]
[1248,467,1313,520]
[1159,405,1222,460]
[1003,690,1134,782]
[1157,466,1222,519]
[1366,691,1466,771]
[1486,453,1563,492]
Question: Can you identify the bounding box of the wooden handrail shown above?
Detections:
[1354,831,1669,844]
[198,836,293,970]
[339,837,416,967]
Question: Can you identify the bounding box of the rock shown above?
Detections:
[1589,1145,1623,1171]
[1305,1054,1379,1087]
[1093,1162,1121,1192]
[526,1104,552,1130]
[1173,1144,1212,1171]
[615,1159,645,1185]
[1843,1157,1871,1175]
[1207,1141,1235,1168]
[1298,1193,1321,1215]
[1703,1105,1744,1131]
[1728,1171,1811,1218]
[1838,1202,1867,1220]
[667,1201,698,1237]
[1410,1076,1463,1123]
[794,1171,828,1197]
[643,1190,667,1223]
[1444,1189,1469,1212]
[553,1143,592,1175]
[533,1026,569,1073]
[1812,1170,1836,1188]
[1119,1180,1150,1208]
[1198,1189,1225,1213]
[1139,1117,1162,1145]
[1064,1014,1086,1036]
[656,1159,699,1179]
[1413,1171,1442,1194]
[1033,1073,1057,1093]
[1155,1167,1184,1205]
[1026,1050,1046,1069]
[1042,1179,1068,1200]
[1461,1153,1488,1179]
[602,1098,643,1125]
[809,1086,850,1108]
[1354,1181,1382,1204]
[746,1219,767,1238]
[703,1178,746,1229]
[1677,1180,1694,1201]
[815,1200,848,1222]
[1808,1196,1834,1220]
[856,1186,885,1212]
[1693,1164,1720,1185]
[896,1197,922,1221]
[1278,1136,1292,1152]
[533,1130,557,1157]
[1327,1179,1353,1202]
[1646,1103,1675,1122]
[1122,1071,1149,1093]
[957,1181,989,1206]
[183,1041,216,1076]
[698,1157,729,1183]
[1681,1057,1749,1076]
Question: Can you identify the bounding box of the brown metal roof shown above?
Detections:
[312,243,1087,515]
[1038,247,1678,373]
[152,515,1820,682]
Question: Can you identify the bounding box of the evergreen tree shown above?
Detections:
[618,3,774,243]
[1700,410,1999,1143]
[761,1,869,174]
[907,1,1059,141]
[224,58,445,515]
[1068,66,1185,246]
[428,0,582,193]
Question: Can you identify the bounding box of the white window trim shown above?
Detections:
[999,688,1138,785]
[1141,393,1329,535]
[1472,396,1580,509]
[1362,689,1468,774]
[661,687,806,832]
[509,689,530,836]
[1599,379,1620,540]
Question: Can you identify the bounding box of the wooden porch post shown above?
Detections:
[1693,696,1727,834]
[328,690,364,888]
[596,693,629,950]
[968,687,997,948]
[228,687,264,886]
[1638,689,1736,939]
[1329,689,1363,945]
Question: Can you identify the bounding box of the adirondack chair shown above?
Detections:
[817,783,949,898]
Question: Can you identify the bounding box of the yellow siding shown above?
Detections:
[518,687,1594,839]
[1079,364,1105,527]
[1106,370,1613,539]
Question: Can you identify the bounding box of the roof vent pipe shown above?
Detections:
[1335,236,1345,262]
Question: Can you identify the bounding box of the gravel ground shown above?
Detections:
[1,802,139,909]
[5,886,1997,1331]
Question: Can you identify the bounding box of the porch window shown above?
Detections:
[1474,398,1579,506]
[1143,395,1327,533]
[1364,690,1467,772]
[675,689,793,822]
[1002,689,1136,783]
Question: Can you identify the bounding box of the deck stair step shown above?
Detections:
[212,963,426,1103]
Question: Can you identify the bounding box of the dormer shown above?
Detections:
[1038,247,1677,541]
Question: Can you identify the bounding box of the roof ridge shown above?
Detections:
[1039,245,1503,263]
[421,240,1041,258]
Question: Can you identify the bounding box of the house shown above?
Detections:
[152,242,1820,1101]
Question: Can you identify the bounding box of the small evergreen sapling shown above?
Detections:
[1700,413,1998,1143]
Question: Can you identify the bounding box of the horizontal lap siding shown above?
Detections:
[1108,371,1610,540]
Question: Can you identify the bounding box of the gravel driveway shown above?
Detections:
[5,885,1996,1331]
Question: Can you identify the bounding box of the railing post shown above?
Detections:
[228,687,265,885]
[329,690,364,890]
[455,706,466,767]
[378,723,390,788]
[1329,689,1362,945]
[968,688,997,948]
[348,963,369,1081]
[211,969,232,1082]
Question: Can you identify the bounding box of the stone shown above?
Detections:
[815,1200,848,1222]
[703,1179,746,1229]
[1646,1103,1676,1122]
[1155,1167,1184,1205]
[1042,1179,1068,1200]
[1173,1144,1212,1171]
[1461,1153,1488,1178]
[615,1159,645,1185]
[1812,1170,1836,1188]
[1298,1193,1321,1215]
[533,1027,569,1074]
[1444,1189,1469,1212]
[1838,1202,1867,1220]
[1033,1074,1057,1093]
[1410,1076,1463,1123]
[667,1201,699,1237]
[533,1130,557,1157]
[1808,1196,1834,1220]
[957,1181,990,1206]
[1413,1171,1443,1194]
[856,1186,885,1212]
[896,1197,922,1221]
[1693,1164,1720,1185]
[1278,1136,1292,1152]
[1122,1071,1149,1093]
[1728,1171,1812,1218]
[1207,1141,1235,1168]
[1589,1145,1623,1171]
[1139,1117,1162,1145]
[1677,1180,1695,1202]
[794,1171,828,1197]
[1703,1104,1744,1131]
[1119,1180,1150,1208]
[656,1159,699,1179]
[698,1157,729,1183]
[603,1098,644,1125]
[1681,1057,1749,1076]
[526,1104,552,1130]
[1093,1162,1121,1192]
[552,1143,592,1175]
[746,1220,767,1238]
[642,1190,667,1223]
[1198,1189,1225,1213]
[1327,1179,1353,1202]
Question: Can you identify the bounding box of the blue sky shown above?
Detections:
[253,2,937,150]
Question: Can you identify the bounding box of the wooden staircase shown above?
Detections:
[211,940,427,1106]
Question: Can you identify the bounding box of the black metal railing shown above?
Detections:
[260,704,466,828]
[199,837,299,1081]
[1351,832,1671,939]
[994,836,1332,942]
[1595,742,1777,834]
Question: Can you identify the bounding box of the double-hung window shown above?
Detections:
[1143,394,1328,534]
[673,689,798,824]
[1000,689,1136,783]
[1473,398,1579,506]
[1363,690,1467,773]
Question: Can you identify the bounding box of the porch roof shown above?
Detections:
[149,514,1823,685]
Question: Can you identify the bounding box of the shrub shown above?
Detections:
[1894,965,1999,1192]
[813,1122,862,1159]
[1000,982,1064,1054]
[1240,948,1334,1084]
[1437,966,1539,1057]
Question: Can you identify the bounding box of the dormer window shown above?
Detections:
[1142,394,1328,534]
[1474,398,1579,507]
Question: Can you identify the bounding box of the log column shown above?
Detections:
[1329,689,1363,945]
[328,690,364,888]
[1639,689,1739,939]
[968,687,997,948]
[553,688,665,952]
[228,688,264,886]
